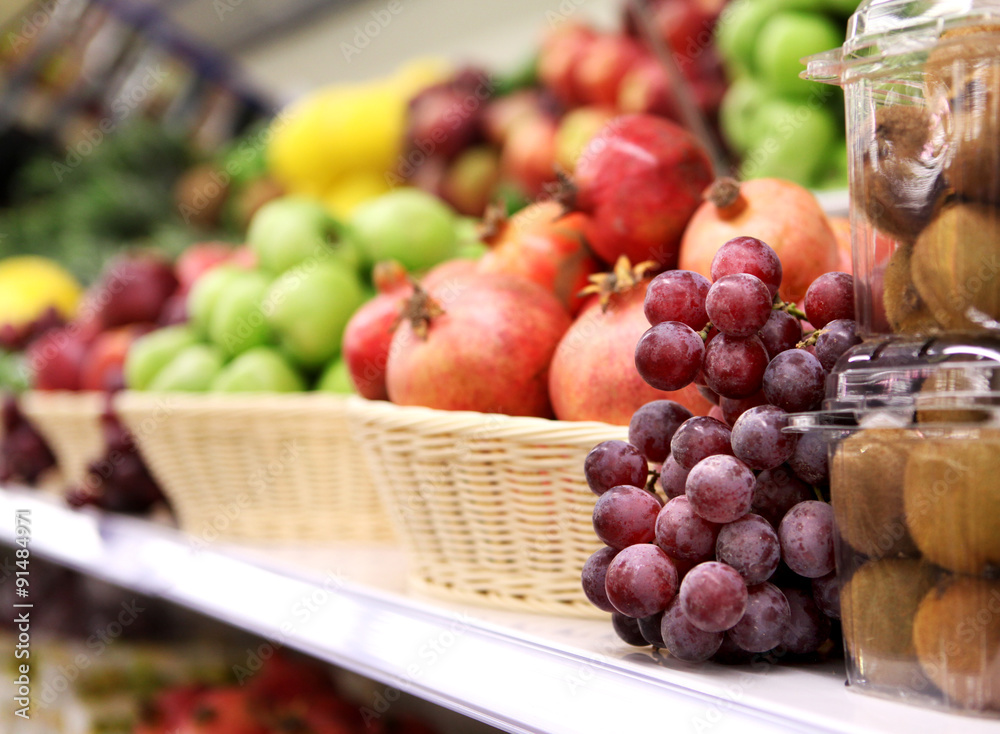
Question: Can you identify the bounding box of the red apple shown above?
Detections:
[500,115,559,199]
[574,34,644,108]
[91,253,178,329]
[26,327,90,391]
[79,324,155,393]
[538,24,596,108]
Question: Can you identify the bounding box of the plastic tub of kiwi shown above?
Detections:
[804,0,1000,338]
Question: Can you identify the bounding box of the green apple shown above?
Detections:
[819,0,861,15]
[350,189,459,272]
[124,325,199,390]
[754,12,843,97]
[210,347,305,393]
[148,344,224,392]
[265,261,366,370]
[187,265,245,338]
[719,77,770,155]
[740,99,838,183]
[247,196,360,275]
[208,270,273,359]
[315,357,354,393]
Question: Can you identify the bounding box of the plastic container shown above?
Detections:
[791,335,1000,715]
[804,0,1000,337]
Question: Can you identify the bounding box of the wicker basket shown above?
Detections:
[115,392,394,544]
[20,391,106,487]
[347,398,627,617]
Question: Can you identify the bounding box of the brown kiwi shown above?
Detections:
[911,203,1000,333]
[841,558,939,689]
[832,429,918,558]
[904,431,1000,575]
[913,576,1000,711]
[854,105,945,243]
[882,243,942,334]
[915,367,993,424]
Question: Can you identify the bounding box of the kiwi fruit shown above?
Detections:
[904,432,1000,575]
[832,429,918,558]
[882,243,942,334]
[911,203,1000,333]
[841,558,939,689]
[915,367,993,424]
[855,105,945,243]
[913,576,1000,711]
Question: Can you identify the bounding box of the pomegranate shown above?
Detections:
[548,259,713,425]
[386,274,570,417]
[342,262,413,401]
[573,34,644,108]
[678,178,840,304]
[422,257,480,290]
[477,201,600,314]
[569,114,715,269]
[538,24,596,108]
[500,114,559,199]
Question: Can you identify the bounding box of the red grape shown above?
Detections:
[635,321,705,392]
[778,501,835,578]
[728,582,791,653]
[679,561,748,633]
[670,416,733,470]
[658,455,690,499]
[814,318,860,371]
[685,455,755,524]
[715,514,780,585]
[780,587,832,655]
[612,611,648,646]
[638,612,666,648]
[752,466,813,527]
[731,405,798,471]
[710,236,783,298]
[719,391,768,427]
[811,572,841,619]
[592,485,661,550]
[655,495,720,563]
[758,309,802,360]
[644,270,710,329]
[605,543,679,618]
[628,400,693,464]
[585,440,648,496]
[660,597,724,662]
[697,385,720,405]
[581,546,618,612]
[788,431,831,486]
[762,349,826,413]
[804,272,854,328]
[702,334,769,399]
[705,273,772,337]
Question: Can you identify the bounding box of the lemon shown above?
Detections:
[323,170,394,218]
[0,256,82,327]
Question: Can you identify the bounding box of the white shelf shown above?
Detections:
[0,488,993,734]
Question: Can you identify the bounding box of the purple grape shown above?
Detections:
[612,611,648,646]
[685,455,755,524]
[814,319,860,371]
[715,514,781,585]
[719,391,768,426]
[788,431,830,486]
[658,455,690,499]
[731,405,798,471]
[778,501,836,578]
[762,349,827,413]
[655,496,720,562]
[811,572,841,619]
[804,272,854,328]
[585,440,648,496]
[702,334,769,399]
[758,309,802,360]
[635,321,705,392]
[697,385,720,405]
[581,547,618,612]
[0,395,55,485]
[752,466,814,527]
[780,587,832,655]
[638,612,666,648]
[660,597,724,662]
[592,485,661,550]
[706,273,773,338]
[670,416,733,471]
[605,544,679,618]
[628,400,693,464]
[710,236,783,298]
[728,582,791,653]
[679,561,748,633]
[644,270,711,329]
[713,631,754,664]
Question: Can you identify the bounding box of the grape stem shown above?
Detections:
[698,323,714,341]
[773,298,808,321]
[644,469,661,496]
[797,329,822,349]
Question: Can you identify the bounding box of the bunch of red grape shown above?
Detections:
[582,236,857,662]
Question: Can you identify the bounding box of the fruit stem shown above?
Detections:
[773,298,808,321]
[797,329,821,349]
[552,168,577,215]
[644,469,661,496]
[705,177,748,220]
[392,279,444,340]
[579,256,657,312]
[698,323,714,341]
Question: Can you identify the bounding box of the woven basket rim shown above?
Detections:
[114,390,354,418]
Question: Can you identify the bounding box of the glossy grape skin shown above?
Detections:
[811,572,841,619]
[715,514,781,585]
[752,465,814,527]
[605,544,679,618]
[804,272,854,328]
[814,319,860,371]
[762,349,827,413]
[655,495,720,563]
[670,417,733,471]
[628,400,693,464]
[758,309,802,360]
[788,431,831,486]
[638,612,666,648]
[728,582,791,653]
[660,597,724,662]
[685,455,755,524]
[581,546,618,612]
[658,455,690,499]
[592,485,661,550]
[705,273,773,338]
[612,611,648,646]
[585,440,648,496]
[778,501,836,578]
[635,322,705,392]
[731,405,798,471]
[780,587,832,655]
[703,334,769,399]
[679,561,748,633]
[710,236,783,298]
[719,391,768,426]
[644,270,711,329]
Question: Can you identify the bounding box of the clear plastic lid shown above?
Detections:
[804,0,1000,84]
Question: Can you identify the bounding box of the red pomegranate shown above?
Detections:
[549,259,713,425]
[569,114,715,269]
[342,262,412,401]
[477,201,600,315]
[386,274,571,417]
